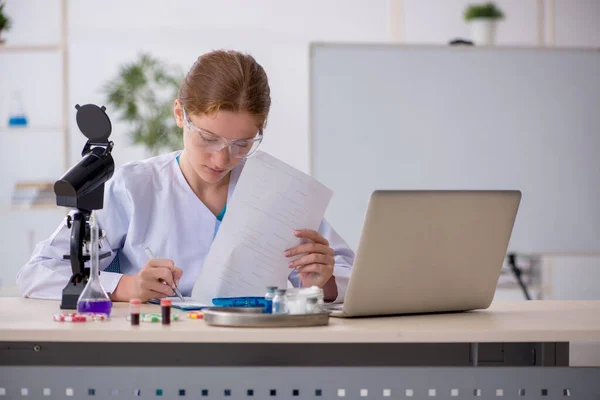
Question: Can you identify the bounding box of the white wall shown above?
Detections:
[554,0,600,47]
[402,0,600,50]
[0,0,66,295]
[66,0,389,172]
[403,0,539,45]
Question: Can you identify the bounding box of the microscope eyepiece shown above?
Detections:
[54,146,114,211]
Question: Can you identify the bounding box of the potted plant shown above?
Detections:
[103,53,183,155]
[464,2,505,45]
[0,1,12,44]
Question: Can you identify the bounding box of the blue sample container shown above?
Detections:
[8,115,28,127]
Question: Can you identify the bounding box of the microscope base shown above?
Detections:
[60,277,88,310]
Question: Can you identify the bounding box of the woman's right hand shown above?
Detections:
[110,259,183,303]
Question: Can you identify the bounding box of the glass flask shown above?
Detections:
[77,211,112,315]
[8,91,28,127]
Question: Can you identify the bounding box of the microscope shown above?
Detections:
[54,104,115,309]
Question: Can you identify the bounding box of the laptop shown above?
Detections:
[327,190,521,317]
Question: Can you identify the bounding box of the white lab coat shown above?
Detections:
[16,152,354,302]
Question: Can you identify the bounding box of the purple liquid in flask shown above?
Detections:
[78,299,112,315]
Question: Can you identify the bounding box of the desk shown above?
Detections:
[1,299,599,399]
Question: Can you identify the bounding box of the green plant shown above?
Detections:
[0,1,12,33]
[464,2,505,21]
[103,53,183,154]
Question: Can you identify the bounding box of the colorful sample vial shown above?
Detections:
[130,298,141,326]
[272,289,288,314]
[264,286,277,313]
[161,298,172,325]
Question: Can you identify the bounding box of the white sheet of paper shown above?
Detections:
[191,151,333,305]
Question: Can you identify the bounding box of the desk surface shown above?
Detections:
[0,298,599,343]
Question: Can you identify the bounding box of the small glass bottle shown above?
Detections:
[306,297,319,314]
[272,289,288,314]
[77,211,112,316]
[264,286,277,313]
[130,298,141,326]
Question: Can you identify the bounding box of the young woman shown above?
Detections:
[17,50,354,303]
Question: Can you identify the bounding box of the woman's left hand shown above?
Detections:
[285,229,335,288]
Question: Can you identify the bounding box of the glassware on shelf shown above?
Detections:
[8,91,28,127]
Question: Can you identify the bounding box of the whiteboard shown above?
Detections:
[310,44,600,253]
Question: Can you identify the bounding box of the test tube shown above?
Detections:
[130,298,141,326]
[161,299,171,325]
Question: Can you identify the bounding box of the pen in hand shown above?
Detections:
[144,247,185,302]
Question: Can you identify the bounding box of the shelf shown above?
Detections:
[11,181,58,211]
[10,204,60,211]
[7,207,67,218]
[0,44,62,53]
[0,126,63,133]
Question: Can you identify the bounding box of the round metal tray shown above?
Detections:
[202,307,330,328]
